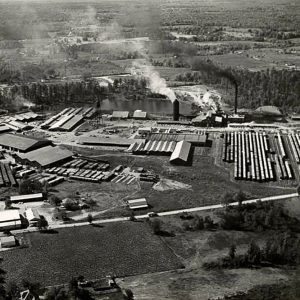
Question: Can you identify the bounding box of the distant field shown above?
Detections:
[1,222,182,286]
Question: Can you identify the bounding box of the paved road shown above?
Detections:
[13,192,298,234]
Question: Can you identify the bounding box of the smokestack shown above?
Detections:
[234,84,238,114]
[173,99,179,121]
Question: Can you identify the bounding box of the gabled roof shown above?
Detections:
[17,146,73,167]
[0,133,51,151]
[127,198,148,209]
[170,141,191,163]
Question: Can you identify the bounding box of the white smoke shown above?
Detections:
[14,95,35,109]
[131,61,176,101]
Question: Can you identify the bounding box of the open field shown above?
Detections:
[116,213,297,300]
[1,222,182,286]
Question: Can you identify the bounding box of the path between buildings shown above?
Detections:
[12,192,299,234]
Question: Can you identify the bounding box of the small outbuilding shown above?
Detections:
[127,198,148,210]
[0,236,16,248]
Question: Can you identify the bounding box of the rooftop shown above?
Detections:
[0,133,51,152]
[0,210,21,223]
[170,141,191,163]
[17,146,73,167]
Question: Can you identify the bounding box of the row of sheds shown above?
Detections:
[41,107,95,131]
[0,162,16,187]
[111,110,147,120]
[127,140,192,164]
[127,140,177,155]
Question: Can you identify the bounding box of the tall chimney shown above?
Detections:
[173,99,179,121]
[234,84,238,114]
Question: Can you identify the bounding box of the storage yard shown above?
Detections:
[222,131,300,182]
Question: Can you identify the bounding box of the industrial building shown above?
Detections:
[0,236,16,248]
[15,145,73,168]
[133,110,147,119]
[0,210,22,231]
[41,107,95,130]
[0,124,11,134]
[0,162,17,187]
[25,208,40,224]
[79,136,144,147]
[5,120,33,131]
[10,193,44,203]
[111,111,129,120]
[14,112,40,123]
[148,132,207,146]
[0,133,52,153]
[127,198,148,209]
[170,141,192,165]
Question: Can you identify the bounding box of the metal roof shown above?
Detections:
[60,115,84,131]
[133,111,147,119]
[0,210,20,223]
[17,146,73,167]
[127,198,148,209]
[112,111,129,118]
[0,133,51,151]
[10,193,44,202]
[170,141,191,163]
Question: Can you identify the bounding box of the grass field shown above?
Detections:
[1,222,182,286]
[117,213,298,300]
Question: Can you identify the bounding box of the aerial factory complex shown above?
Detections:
[0,0,299,299]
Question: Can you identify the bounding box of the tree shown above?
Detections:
[151,219,161,235]
[49,195,61,206]
[5,199,12,209]
[123,289,134,300]
[222,192,234,207]
[204,216,214,229]
[247,240,261,265]
[235,190,246,207]
[22,280,41,298]
[0,258,6,299]
[192,215,204,230]
[87,214,93,224]
[297,185,300,196]
[37,216,48,231]
[44,286,67,300]
[19,178,43,195]
[228,244,236,260]
[6,281,20,300]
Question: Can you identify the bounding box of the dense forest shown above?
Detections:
[176,68,300,113]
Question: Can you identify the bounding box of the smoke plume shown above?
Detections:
[14,95,35,109]
[131,61,176,101]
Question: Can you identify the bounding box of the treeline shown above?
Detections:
[204,231,300,270]
[175,67,300,112]
[0,81,107,109]
[219,201,300,232]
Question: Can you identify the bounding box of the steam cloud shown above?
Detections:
[14,95,35,109]
[131,61,176,102]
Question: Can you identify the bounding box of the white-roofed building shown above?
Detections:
[170,141,191,165]
[25,208,40,223]
[0,210,22,230]
[0,236,16,248]
[127,198,148,210]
